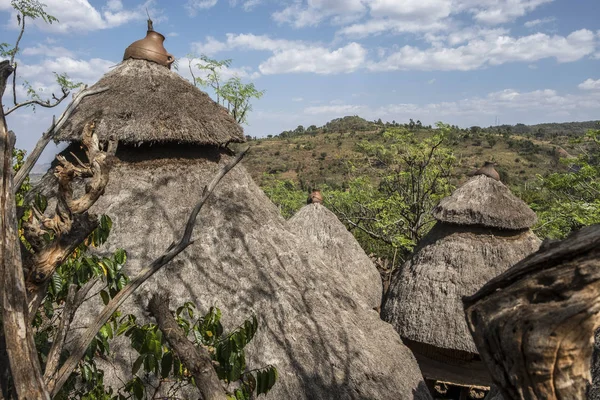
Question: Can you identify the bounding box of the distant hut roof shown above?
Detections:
[54,59,244,146]
[288,202,382,309]
[432,175,536,230]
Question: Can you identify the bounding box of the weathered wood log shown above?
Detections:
[149,294,227,400]
[0,59,50,399]
[463,224,600,400]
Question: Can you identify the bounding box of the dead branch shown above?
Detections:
[463,224,600,400]
[149,294,227,400]
[5,86,69,116]
[13,85,110,191]
[22,121,116,300]
[46,147,248,397]
[0,60,50,399]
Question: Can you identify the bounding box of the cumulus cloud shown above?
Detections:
[22,44,74,58]
[185,0,219,15]
[0,0,161,33]
[370,29,597,71]
[524,16,556,28]
[192,34,366,75]
[578,78,600,90]
[17,57,115,85]
[259,42,366,74]
[301,87,600,126]
[274,0,555,36]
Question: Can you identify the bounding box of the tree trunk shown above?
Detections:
[463,224,600,400]
[0,60,50,399]
[149,294,227,400]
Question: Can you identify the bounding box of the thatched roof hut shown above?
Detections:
[54,59,244,146]
[288,202,383,309]
[382,171,541,387]
[37,25,430,399]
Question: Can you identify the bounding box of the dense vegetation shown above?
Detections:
[239,116,600,272]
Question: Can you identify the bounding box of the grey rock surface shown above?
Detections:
[288,203,383,309]
[61,149,430,400]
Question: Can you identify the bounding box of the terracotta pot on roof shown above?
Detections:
[123,19,174,69]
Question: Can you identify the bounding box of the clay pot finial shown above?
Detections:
[473,161,500,181]
[123,19,175,68]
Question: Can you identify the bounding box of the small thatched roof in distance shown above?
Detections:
[432,175,536,230]
[55,59,244,146]
[287,203,382,309]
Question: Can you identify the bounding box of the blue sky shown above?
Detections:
[1,0,599,163]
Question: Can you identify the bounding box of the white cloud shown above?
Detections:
[259,42,366,74]
[185,0,219,15]
[370,29,597,71]
[304,104,368,115]
[579,78,600,91]
[292,97,304,102]
[0,0,161,33]
[22,44,74,58]
[428,79,436,84]
[300,87,600,126]
[524,16,556,28]
[273,0,554,36]
[17,57,115,85]
[243,0,262,11]
[192,33,366,75]
[167,32,179,37]
[464,0,553,25]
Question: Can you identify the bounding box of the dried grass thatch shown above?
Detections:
[432,175,537,230]
[54,59,244,146]
[382,223,540,385]
[35,144,431,399]
[288,203,383,309]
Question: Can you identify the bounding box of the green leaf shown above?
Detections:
[51,273,62,294]
[256,366,278,395]
[132,355,144,375]
[114,248,126,265]
[100,290,110,305]
[161,351,173,379]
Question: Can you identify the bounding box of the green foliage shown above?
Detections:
[262,178,307,218]
[11,148,30,206]
[523,127,600,239]
[190,54,264,125]
[326,123,456,261]
[220,77,265,124]
[118,304,277,399]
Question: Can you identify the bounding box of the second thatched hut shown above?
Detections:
[382,167,541,388]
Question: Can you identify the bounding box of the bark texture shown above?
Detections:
[0,60,50,399]
[464,224,600,400]
[149,294,227,400]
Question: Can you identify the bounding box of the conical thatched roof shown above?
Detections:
[382,172,541,386]
[35,145,430,399]
[382,223,540,385]
[432,175,537,230]
[288,203,383,309]
[54,59,244,146]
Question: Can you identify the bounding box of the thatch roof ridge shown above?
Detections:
[287,203,382,309]
[382,222,541,355]
[54,59,244,146]
[432,175,537,230]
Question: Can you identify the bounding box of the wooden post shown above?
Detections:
[463,225,600,400]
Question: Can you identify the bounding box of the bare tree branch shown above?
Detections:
[149,294,227,400]
[13,86,109,191]
[46,147,248,397]
[5,86,69,116]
